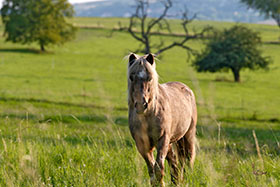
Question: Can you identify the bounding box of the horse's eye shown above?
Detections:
[129,75,134,81]
[148,87,150,92]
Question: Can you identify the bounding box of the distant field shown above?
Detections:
[0,17,279,186]
[71,17,280,42]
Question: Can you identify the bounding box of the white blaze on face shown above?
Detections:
[138,70,146,79]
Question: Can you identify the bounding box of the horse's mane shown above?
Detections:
[127,54,159,105]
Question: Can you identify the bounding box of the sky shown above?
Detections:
[69,0,104,4]
[0,0,104,8]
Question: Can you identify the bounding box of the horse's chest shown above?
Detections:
[136,117,152,133]
[132,116,160,146]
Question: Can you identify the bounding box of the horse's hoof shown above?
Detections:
[150,176,157,186]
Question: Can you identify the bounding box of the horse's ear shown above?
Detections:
[129,53,137,67]
[146,53,154,65]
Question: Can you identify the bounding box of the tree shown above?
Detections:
[192,25,271,82]
[240,0,280,29]
[127,0,210,55]
[1,0,77,52]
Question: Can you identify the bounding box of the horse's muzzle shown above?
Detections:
[135,101,148,114]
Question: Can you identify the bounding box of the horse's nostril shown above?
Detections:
[143,102,148,109]
[134,102,137,108]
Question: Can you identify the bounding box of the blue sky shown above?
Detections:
[0,0,104,8]
[69,0,104,4]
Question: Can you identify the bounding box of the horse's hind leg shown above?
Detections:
[186,133,196,169]
[185,119,197,169]
[176,120,197,181]
[176,137,187,181]
[166,144,178,185]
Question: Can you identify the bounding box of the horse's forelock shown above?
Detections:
[128,57,157,80]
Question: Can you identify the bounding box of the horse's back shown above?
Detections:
[161,81,196,107]
[163,81,194,97]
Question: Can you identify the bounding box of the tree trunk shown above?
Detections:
[144,40,151,54]
[40,43,45,52]
[272,14,280,28]
[276,19,280,41]
[272,14,280,41]
[232,68,240,82]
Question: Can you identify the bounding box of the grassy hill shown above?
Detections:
[0,17,279,186]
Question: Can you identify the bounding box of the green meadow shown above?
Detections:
[0,17,279,186]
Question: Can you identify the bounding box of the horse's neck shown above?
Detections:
[149,83,163,114]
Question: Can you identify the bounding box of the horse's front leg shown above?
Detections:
[133,134,156,186]
[143,150,156,186]
[155,134,170,187]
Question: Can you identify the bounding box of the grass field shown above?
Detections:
[0,17,280,186]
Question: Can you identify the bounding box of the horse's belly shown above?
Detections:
[170,118,192,143]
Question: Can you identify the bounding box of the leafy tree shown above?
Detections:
[192,25,271,82]
[240,0,280,29]
[1,0,77,51]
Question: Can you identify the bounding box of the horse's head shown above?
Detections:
[128,53,158,114]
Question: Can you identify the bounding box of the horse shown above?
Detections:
[127,53,197,186]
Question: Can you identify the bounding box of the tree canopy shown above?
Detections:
[240,0,280,28]
[192,25,271,82]
[1,0,77,51]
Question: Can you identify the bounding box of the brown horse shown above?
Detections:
[127,53,197,186]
